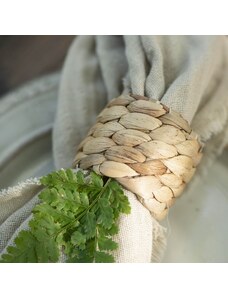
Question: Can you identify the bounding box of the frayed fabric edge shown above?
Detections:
[0,178,41,202]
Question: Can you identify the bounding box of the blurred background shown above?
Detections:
[0,35,76,189]
[0,36,74,96]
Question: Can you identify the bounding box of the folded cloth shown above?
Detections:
[53,36,228,262]
[1,36,228,262]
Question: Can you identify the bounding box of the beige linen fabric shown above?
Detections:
[0,181,40,252]
[53,36,228,262]
[1,36,228,262]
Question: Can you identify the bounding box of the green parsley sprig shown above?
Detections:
[0,169,131,263]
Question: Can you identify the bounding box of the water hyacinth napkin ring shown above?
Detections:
[74,94,202,221]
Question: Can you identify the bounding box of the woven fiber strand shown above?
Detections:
[73,94,203,220]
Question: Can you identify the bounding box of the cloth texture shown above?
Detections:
[1,36,228,262]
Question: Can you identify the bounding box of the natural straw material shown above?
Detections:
[74,94,203,220]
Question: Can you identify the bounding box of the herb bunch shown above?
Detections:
[0,169,131,263]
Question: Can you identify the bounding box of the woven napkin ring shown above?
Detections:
[73,94,203,220]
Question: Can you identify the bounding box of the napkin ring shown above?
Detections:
[73,94,203,220]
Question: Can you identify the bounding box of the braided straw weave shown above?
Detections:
[73,94,203,220]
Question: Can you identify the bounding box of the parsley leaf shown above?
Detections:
[0,169,131,263]
[94,251,114,263]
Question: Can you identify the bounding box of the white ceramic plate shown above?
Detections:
[0,74,227,262]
